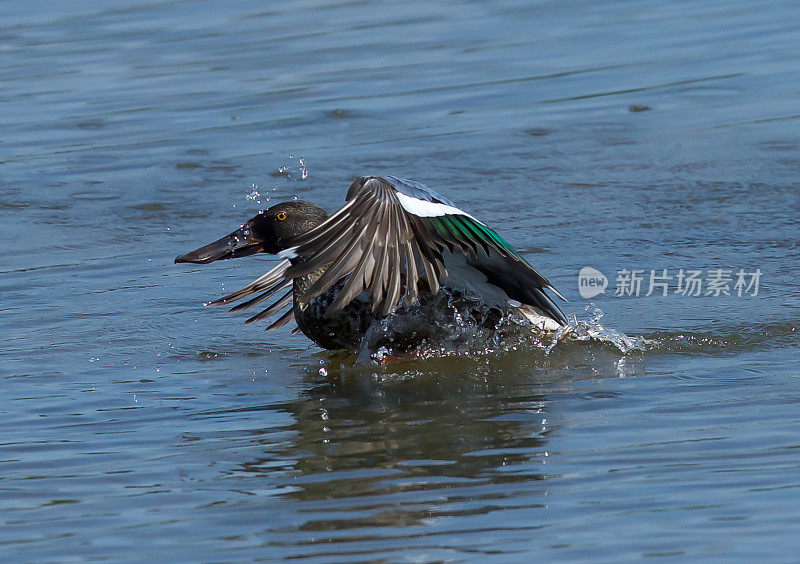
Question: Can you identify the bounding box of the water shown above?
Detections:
[2,0,799,560]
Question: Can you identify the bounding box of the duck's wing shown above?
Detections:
[281,175,568,324]
[204,259,297,329]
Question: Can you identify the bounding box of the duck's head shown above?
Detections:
[175,200,327,264]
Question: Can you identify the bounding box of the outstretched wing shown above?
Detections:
[205,259,297,330]
[210,175,567,327]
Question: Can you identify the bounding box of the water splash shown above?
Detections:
[547,303,650,355]
[271,155,309,182]
[353,293,646,366]
[241,156,311,208]
[299,157,309,180]
[245,183,261,202]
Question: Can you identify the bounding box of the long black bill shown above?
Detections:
[175,223,263,264]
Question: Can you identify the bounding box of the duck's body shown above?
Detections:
[293,270,376,350]
[176,176,567,353]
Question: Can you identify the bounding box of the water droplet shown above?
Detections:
[318,367,328,377]
[245,184,261,201]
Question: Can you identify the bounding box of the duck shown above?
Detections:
[175,175,568,353]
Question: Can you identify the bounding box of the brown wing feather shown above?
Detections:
[207,259,291,306]
[229,281,291,313]
[244,289,293,324]
[265,308,295,331]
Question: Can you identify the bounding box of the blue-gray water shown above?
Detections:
[2,0,799,561]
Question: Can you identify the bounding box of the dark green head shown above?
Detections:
[175,200,327,264]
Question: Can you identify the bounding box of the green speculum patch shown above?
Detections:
[424,215,517,254]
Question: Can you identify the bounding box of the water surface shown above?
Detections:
[2,0,799,561]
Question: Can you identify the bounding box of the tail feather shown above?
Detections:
[469,257,568,326]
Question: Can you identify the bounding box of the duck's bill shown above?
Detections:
[175,224,263,264]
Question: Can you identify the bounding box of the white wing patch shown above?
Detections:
[518,306,562,332]
[278,247,298,259]
[395,192,480,222]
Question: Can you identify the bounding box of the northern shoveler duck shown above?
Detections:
[175,176,567,352]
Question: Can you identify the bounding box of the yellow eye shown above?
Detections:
[276,211,287,221]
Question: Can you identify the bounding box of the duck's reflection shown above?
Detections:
[212,351,636,550]
[240,359,559,510]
